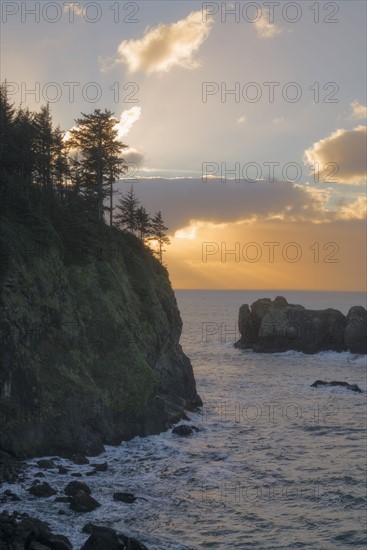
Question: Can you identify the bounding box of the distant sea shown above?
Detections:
[4,290,367,549]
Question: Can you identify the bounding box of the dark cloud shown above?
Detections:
[114,178,327,231]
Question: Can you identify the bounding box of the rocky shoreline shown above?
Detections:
[235,296,367,354]
[0,453,153,549]
[0,422,201,549]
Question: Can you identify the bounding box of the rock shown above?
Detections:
[81,524,149,550]
[58,466,69,474]
[29,482,57,498]
[0,514,73,550]
[90,462,108,472]
[80,526,123,550]
[64,481,91,497]
[13,517,51,546]
[46,534,73,549]
[29,542,51,550]
[311,380,363,393]
[54,496,72,503]
[235,297,348,353]
[235,304,258,349]
[70,490,100,513]
[36,459,56,469]
[71,455,89,465]
[113,492,137,503]
[172,425,199,437]
[345,306,367,354]
[0,451,24,484]
[34,472,46,478]
[71,473,83,477]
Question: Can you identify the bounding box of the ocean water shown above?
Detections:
[3,290,367,549]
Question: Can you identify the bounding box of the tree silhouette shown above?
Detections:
[150,211,170,264]
[32,103,54,187]
[114,186,140,233]
[68,109,128,224]
[135,206,151,243]
[0,82,16,176]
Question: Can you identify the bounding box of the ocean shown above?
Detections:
[3,290,367,549]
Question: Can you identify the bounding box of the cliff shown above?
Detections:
[235,296,367,354]
[0,214,201,458]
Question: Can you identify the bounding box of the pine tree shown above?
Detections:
[150,211,170,264]
[52,126,69,200]
[68,109,128,224]
[0,82,16,176]
[32,103,54,187]
[114,186,140,233]
[135,206,151,243]
[13,106,35,181]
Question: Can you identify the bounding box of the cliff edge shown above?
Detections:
[0,215,201,458]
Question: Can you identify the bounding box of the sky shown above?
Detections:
[1,0,366,290]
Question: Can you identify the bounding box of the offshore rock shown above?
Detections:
[344,306,367,354]
[235,296,351,353]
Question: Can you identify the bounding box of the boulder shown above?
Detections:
[311,380,362,393]
[345,306,367,354]
[113,492,136,503]
[29,482,57,498]
[90,462,108,472]
[70,490,100,513]
[172,425,199,437]
[65,481,91,497]
[81,524,149,550]
[45,534,73,549]
[0,513,72,550]
[36,459,56,469]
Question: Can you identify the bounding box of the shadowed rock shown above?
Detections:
[345,306,367,354]
[311,380,362,393]
[113,492,137,503]
[81,524,149,550]
[172,425,199,437]
[29,482,57,498]
[65,481,91,497]
[235,296,355,354]
[0,513,72,549]
[69,490,100,513]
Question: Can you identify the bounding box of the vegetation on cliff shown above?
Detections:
[0,86,200,458]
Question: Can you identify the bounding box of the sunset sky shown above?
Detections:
[2,0,366,290]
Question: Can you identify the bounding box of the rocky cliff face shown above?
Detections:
[0,218,201,458]
[235,296,366,354]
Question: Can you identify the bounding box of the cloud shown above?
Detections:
[114,178,337,232]
[109,11,213,74]
[304,126,367,184]
[122,148,145,167]
[337,196,367,220]
[350,100,367,120]
[254,9,283,38]
[114,106,141,140]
